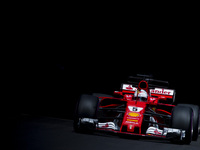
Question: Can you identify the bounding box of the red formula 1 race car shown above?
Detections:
[74,75,200,144]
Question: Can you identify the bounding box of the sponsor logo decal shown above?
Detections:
[127,119,138,122]
[128,112,140,117]
[122,84,137,91]
[97,122,117,130]
[102,123,109,128]
[146,127,163,135]
[150,88,174,96]
[128,106,143,112]
[126,85,133,90]
[154,129,162,135]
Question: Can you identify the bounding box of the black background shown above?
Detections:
[6,50,200,119]
[5,5,200,119]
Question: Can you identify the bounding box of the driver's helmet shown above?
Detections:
[134,89,148,101]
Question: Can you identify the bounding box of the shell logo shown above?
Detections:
[128,112,140,117]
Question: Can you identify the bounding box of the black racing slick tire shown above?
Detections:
[171,106,193,145]
[74,94,99,132]
[177,104,200,141]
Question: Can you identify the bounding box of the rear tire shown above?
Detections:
[74,94,99,132]
[171,106,193,144]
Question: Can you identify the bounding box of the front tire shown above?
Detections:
[74,94,99,132]
[171,106,193,144]
[177,104,199,141]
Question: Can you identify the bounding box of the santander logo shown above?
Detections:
[150,88,174,96]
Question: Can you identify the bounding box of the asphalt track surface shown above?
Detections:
[8,114,200,150]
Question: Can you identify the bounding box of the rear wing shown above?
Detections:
[121,83,176,103]
[127,75,169,88]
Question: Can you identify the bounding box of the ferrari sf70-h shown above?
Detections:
[74,75,200,144]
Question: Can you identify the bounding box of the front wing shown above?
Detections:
[80,118,185,140]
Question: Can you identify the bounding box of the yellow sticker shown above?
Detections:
[128,112,140,117]
[127,119,138,122]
